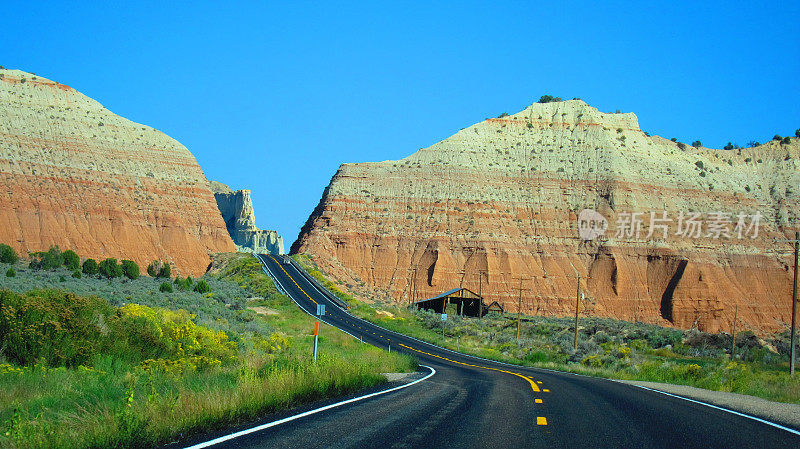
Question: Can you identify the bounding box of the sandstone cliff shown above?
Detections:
[0,69,236,275]
[293,99,800,335]
[211,181,284,255]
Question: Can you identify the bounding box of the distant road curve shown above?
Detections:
[180,254,800,449]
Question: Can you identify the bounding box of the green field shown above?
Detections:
[0,251,415,449]
[292,254,800,404]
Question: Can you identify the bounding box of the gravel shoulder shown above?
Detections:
[618,380,800,430]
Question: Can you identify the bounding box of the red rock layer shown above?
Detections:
[0,69,235,275]
[293,100,799,335]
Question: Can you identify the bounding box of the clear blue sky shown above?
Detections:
[3,1,799,245]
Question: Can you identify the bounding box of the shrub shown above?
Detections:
[82,258,98,275]
[174,276,193,291]
[695,160,704,170]
[147,260,159,277]
[194,279,211,294]
[670,137,677,142]
[677,142,686,150]
[159,281,173,293]
[724,142,734,150]
[0,289,114,367]
[692,140,702,148]
[497,112,509,118]
[782,136,791,145]
[773,134,782,141]
[72,270,82,279]
[538,95,562,103]
[62,249,80,270]
[98,258,122,279]
[120,259,140,280]
[29,245,63,270]
[6,267,16,277]
[796,129,800,138]
[0,243,18,264]
[747,141,760,147]
[158,262,172,279]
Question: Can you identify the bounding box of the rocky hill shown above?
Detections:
[293,99,800,334]
[0,69,235,275]
[210,181,284,255]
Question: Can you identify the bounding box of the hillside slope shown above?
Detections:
[293,99,799,334]
[0,69,235,275]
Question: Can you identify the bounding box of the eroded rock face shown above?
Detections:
[293,99,800,334]
[0,69,236,275]
[211,181,284,255]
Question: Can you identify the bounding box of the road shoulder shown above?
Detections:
[618,380,800,430]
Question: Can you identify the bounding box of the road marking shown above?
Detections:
[537,417,547,425]
[536,381,543,384]
[535,399,543,404]
[267,255,318,305]
[398,343,540,393]
[183,366,437,449]
[627,384,800,437]
[543,389,550,392]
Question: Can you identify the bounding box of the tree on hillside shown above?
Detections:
[194,279,211,294]
[748,141,760,147]
[30,246,63,270]
[121,260,140,280]
[62,250,80,271]
[0,243,18,264]
[82,258,98,276]
[147,261,159,277]
[795,128,799,138]
[692,140,702,148]
[538,95,562,103]
[98,258,122,279]
[158,262,171,279]
[782,136,791,145]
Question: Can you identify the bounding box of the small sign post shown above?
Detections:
[441,313,447,340]
[313,321,319,363]
[313,304,325,363]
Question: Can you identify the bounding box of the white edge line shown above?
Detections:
[625,383,800,436]
[260,255,800,437]
[182,365,437,449]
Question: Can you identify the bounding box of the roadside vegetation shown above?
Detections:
[293,254,800,404]
[0,247,415,449]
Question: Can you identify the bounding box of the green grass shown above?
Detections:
[0,254,416,449]
[291,255,800,404]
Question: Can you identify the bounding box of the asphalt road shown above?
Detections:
[188,254,800,449]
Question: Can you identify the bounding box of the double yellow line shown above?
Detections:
[267,255,318,305]
[398,343,541,392]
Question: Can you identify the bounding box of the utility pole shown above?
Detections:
[793,232,798,376]
[775,231,799,376]
[731,304,738,360]
[513,277,527,341]
[478,270,486,319]
[574,274,581,351]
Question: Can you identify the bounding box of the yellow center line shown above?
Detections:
[398,343,540,393]
[537,417,547,425]
[268,255,317,305]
